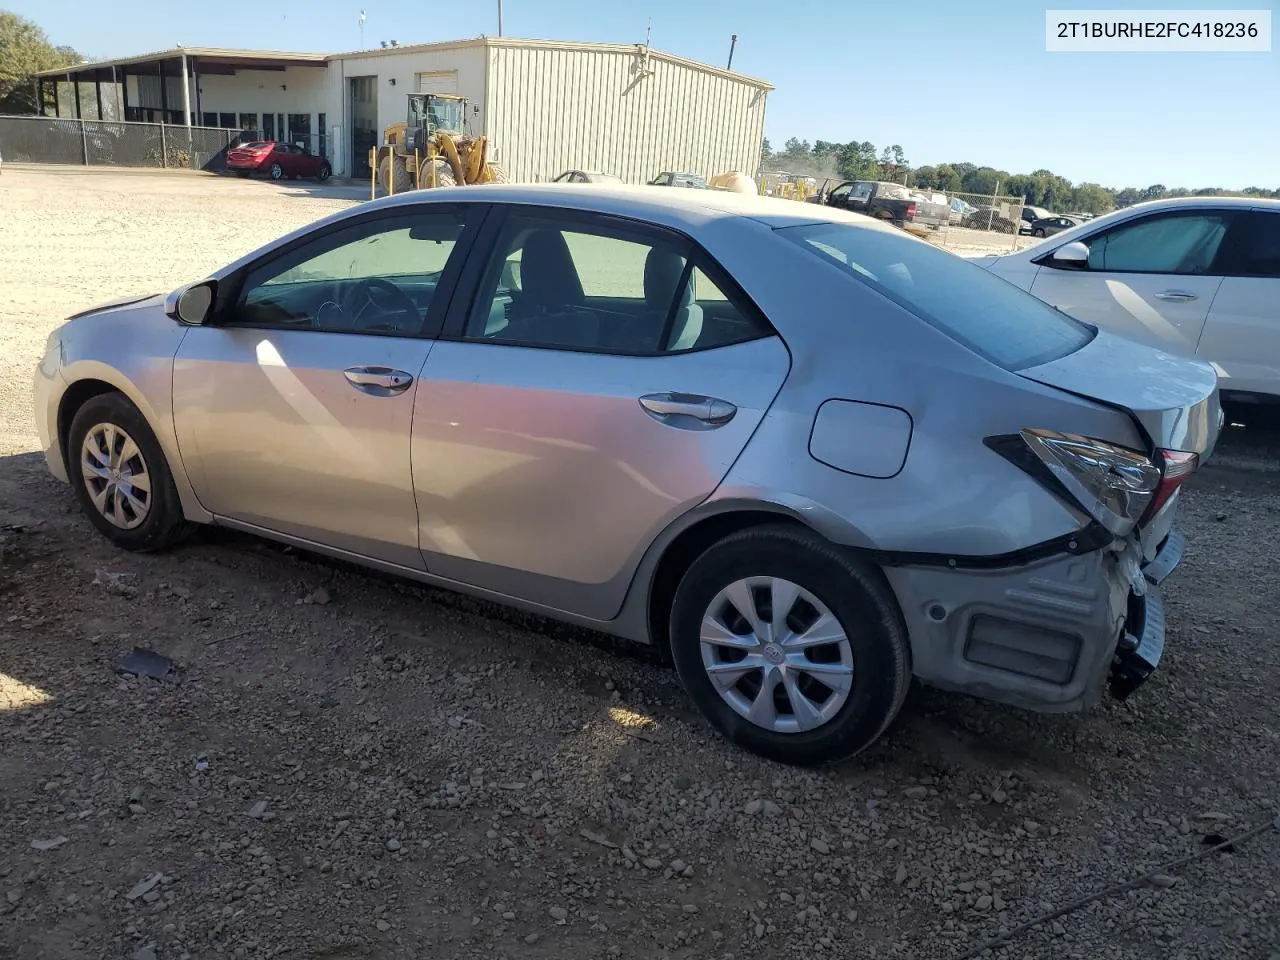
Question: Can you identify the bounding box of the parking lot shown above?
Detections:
[1,167,1277,960]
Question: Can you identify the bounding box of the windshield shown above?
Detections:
[414,96,463,133]
[778,222,1094,371]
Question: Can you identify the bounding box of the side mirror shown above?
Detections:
[167,280,216,325]
[1047,240,1090,269]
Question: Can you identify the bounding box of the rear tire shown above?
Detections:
[66,393,194,553]
[669,524,910,766]
[377,155,415,193]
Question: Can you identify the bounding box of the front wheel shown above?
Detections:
[269,162,284,180]
[66,393,194,552]
[317,164,331,182]
[669,525,911,766]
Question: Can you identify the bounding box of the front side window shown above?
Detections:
[779,221,1094,371]
[235,211,468,335]
[1083,213,1232,275]
[464,213,772,354]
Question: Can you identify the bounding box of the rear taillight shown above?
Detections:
[985,429,1162,537]
[1141,450,1198,523]
[905,202,918,218]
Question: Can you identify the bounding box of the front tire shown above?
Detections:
[317,163,331,182]
[669,525,910,766]
[269,162,284,180]
[66,393,194,552]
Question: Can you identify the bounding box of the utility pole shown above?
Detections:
[498,0,504,36]
[727,34,737,70]
[359,10,366,50]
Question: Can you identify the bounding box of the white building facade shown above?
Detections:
[40,38,773,184]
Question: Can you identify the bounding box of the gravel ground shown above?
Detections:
[1,167,1278,960]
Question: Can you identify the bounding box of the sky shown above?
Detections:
[9,0,1278,189]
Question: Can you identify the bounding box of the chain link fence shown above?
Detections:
[0,116,248,172]
[919,190,1033,255]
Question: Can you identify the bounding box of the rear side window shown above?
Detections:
[1238,211,1280,278]
[778,222,1094,371]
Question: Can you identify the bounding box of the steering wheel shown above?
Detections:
[338,278,420,333]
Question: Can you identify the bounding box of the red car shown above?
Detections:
[226,141,332,182]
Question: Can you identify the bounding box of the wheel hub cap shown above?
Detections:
[699,576,855,735]
[80,423,151,530]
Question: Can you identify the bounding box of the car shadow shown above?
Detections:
[4,411,1278,769]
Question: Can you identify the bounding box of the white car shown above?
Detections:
[974,197,1280,403]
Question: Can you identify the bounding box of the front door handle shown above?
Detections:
[1153,290,1198,302]
[639,392,737,427]
[343,365,414,395]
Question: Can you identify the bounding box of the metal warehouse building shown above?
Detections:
[36,37,772,183]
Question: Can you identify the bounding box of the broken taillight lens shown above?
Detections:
[1140,450,1198,524]
[986,429,1162,537]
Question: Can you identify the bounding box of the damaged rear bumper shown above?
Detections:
[882,527,1187,713]
[1108,529,1184,700]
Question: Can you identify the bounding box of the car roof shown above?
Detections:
[365,182,886,232]
[1111,195,1280,213]
[207,183,901,283]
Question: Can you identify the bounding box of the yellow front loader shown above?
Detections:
[370,93,507,197]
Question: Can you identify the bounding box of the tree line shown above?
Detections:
[762,137,1280,215]
[0,11,82,114]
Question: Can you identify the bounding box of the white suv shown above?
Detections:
[973,197,1280,404]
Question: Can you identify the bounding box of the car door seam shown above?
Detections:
[1190,276,1228,354]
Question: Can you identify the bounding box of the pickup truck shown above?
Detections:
[810,180,952,229]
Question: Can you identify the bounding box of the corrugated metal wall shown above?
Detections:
[484,45,768,184]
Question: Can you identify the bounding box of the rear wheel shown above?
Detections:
[669,525,910,766]
[66,393,194,552]
[377,155,414,193]
[1033,228,1045,238]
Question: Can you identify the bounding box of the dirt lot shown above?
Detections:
[1,167,1278,960]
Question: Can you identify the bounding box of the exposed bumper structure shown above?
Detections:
[1108,529,1183,701]
[883,528,1186,712]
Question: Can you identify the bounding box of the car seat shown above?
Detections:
[643,247,704,352]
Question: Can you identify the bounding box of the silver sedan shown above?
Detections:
[33,184,1222,764]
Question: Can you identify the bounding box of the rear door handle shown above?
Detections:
[1153,290,1198,302]
[639,392,737,427]
[343,365,414,395]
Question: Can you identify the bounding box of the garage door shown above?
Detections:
[415,71,458,94]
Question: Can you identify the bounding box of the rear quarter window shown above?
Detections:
[777,222,1094,371]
